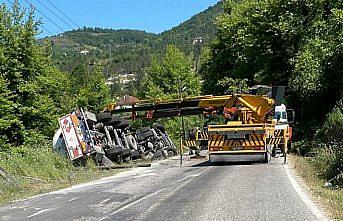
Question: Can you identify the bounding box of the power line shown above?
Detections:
[45,0,80,29]
[38,22,54,36]
[34,0,75,30]
[5,0,54,36]
[23,0,65,33]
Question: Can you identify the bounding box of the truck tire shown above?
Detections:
[96,112,112,123]
[121,148,131,158]
[130,150,141,160]
[264,152,271,163]
[108,116,122,126]
[153,150,163,160]
[167,149,176,157]
[105,146,123,160]
[126,135,138,151]
[153,123,166,133]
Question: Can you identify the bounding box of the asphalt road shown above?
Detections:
[0,156,326,221]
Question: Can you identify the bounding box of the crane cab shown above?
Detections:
[274,104,288,124]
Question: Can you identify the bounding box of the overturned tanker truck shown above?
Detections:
[53,109,177,166]
[105,86,294,163]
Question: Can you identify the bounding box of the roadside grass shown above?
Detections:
[290,154,343,220]
[0,147,124,206]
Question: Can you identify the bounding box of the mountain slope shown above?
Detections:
[46,1,223,94]
[160,2,223,55]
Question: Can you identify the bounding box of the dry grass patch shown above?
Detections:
[290,154,343,220]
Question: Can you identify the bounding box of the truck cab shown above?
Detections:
[274,104,288,125]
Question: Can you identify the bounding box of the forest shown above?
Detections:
[0,0,342,204]
[47,1,223,95]
[199,0,342,184]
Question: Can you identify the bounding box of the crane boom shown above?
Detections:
[105,94,274,123]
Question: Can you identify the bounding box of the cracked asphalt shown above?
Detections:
[0,157,323,221]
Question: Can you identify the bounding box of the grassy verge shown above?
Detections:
[290,154,343,220]
[0,146,124,206]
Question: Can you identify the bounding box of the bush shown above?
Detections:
[313,144,343,185]
[316,100,343,143]
[0,140,73,181]
[292,140,316,156]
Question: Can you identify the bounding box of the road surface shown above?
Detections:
[0,157,327,221]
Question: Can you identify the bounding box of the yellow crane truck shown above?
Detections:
[105,92,293,163]
[197,94,292,163]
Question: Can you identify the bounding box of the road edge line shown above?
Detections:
[285,163,329,221]
[98,188,167,221]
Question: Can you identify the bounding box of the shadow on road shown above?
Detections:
[191,161,257,167]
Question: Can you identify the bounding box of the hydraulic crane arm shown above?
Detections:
[104,94,274,123]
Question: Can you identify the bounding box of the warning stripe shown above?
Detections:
[267,137,286,145]
[216,136,224,146]
[198,132,208,139]
[184,140,197,147]
[249,136,255,146]
[209,134,266,147]
[274,130,284,137]
[253,134,263,146]
[219,136,225,146]
[196,131,208,139]
[251,135,258,146]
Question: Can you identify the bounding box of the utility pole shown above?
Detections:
[178,78,186,167]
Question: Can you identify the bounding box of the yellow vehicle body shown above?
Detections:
[207,123,290,163]
[185,94,291,163]
[106,93,292,163]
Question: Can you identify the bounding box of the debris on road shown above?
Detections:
[99,163,152,170]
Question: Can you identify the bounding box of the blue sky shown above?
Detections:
[3,0,220,37]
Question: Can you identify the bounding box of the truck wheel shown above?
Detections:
[96,112,112,123]
[264,152,271,163]
[283,152,287,164]
[105,147,123,161]
[127,135,138,151]
[130,150,141,160]
[167,150,176,157]
[153,150,163,160]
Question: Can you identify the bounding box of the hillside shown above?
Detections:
[45,1,223,95]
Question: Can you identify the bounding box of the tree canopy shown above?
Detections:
[0,2,110,147]
[200,0,343,138]
[142,45,201,99]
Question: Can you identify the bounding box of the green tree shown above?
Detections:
[0,75,22,148]
[217,77,249,95]
[0,2,74,143]
[71,64,110,109]
[316,99,343,144]
[143,45,200,99]
[200,0,343,138]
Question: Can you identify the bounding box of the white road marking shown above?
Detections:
[16,206,27,209]
[98,188,166,221]
[177,173,203,183]
[12,160,166,204]
[13,167,148,202]
[285,164,329,221]
[68,197,78,202]
[176,177,188,183]
[11,205,26,209]
[141,169,155,174]
[132,172,156,178]
[27,208,50,218]
[99,198,110,205]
